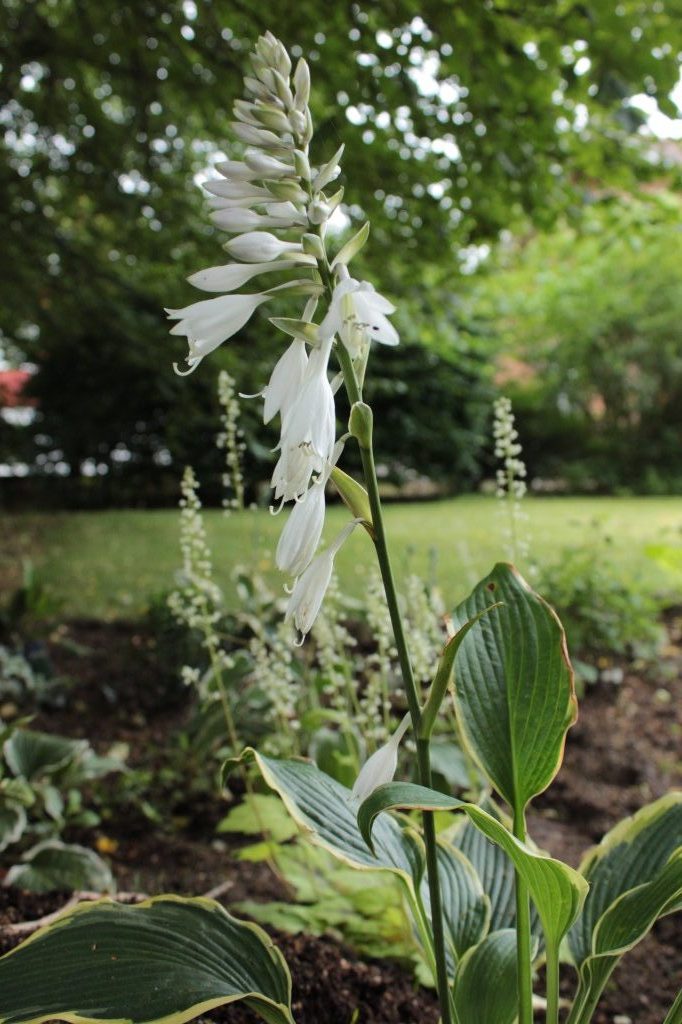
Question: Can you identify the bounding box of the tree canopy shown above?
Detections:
[1,0,681,497]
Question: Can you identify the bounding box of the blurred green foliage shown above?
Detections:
[1,1,681,497]
[476,196,682,491]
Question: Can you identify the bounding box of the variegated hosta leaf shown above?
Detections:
[451,805,542,944]
[3,731,87,780]
[0,803,27,853]
[235,749,423,886]
[0,896,294,1024]
[239,751,491,983]
[420,840,489,963]
[567,795,682,1024]
[358,782,587,952]
[451,563,577,815]
[452,929,519,1024]
[4,841,113,893]
[569,792,682,965]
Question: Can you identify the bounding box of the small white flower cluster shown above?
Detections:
[168,466,223,633]
[216,370,245,513]
[493,396,527,501]
[403,575,448,686]
[169,33,400,642]
[249,620,302,755]
[493,395,529,562]
[169,468,237,709]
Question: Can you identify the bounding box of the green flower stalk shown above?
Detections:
[168,31,455,1022]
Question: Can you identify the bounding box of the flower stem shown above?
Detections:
[335,341,453,1024]
[545,940,560,1024]
[513,806,534,1024]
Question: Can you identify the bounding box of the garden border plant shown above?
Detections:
[0,32,680,1024]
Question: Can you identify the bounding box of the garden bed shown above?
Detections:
[1,613,681,1023]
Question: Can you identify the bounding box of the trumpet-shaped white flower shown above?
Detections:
[282,338,336,460]
[263,338,308,425]
[351,714,411,802]
[285,520,358,639]
[271,444,316,503]
[167,293,270,373]
[320,278,399,356]
[276,479,326,576]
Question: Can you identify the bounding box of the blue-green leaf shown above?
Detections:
[451,563,577,813]
[358,782,587,951]
[453,929,519,1024]
[4,841,113,893]
[0,896,294,1024]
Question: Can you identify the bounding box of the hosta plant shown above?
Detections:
[1,31,680,1024]
[0,724,121,892]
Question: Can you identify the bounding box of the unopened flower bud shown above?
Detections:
[293,59,311,110]
[308,198,331,225]
[294,149,312,181]
[289,108,308,139]
[302,233,326,259]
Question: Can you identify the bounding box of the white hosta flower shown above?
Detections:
[204,179,271,201]
[211,206,305,233]
[283,338,336,460]
[263,338,308,424]
[225,231,303,263]
[271,444,315,503]
[285,520,358,639]
[320,278,399,356]
[244,151,295,177]
[351,714,411,802]
[187,261,297,293]
[231,122,284,148]
[167,293,269,373]
[213,159,261,181]
[276,479,326,576]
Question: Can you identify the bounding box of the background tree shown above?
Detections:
[474,194,682,492]
[1,0,680,500]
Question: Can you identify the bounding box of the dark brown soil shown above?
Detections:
[1,614,681,1023]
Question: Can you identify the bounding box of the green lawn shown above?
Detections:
[1,496,680,619]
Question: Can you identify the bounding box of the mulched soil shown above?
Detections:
[1,613,681,1023]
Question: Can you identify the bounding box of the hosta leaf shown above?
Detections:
[235,749,422,887]
[451,805,542,942]
[0,896,293,1024]
[427,741,472,791]
[4,841,113,893]
[358,782,587,951]
[0,778,35,807]
[451,563,577,813]
[569,792,682,966]
[567,853,682,1024]
[592,850,682,956]
[0,803,27,852]
[4,731,87,781]
[420,840,489,961]
[567,795,682,1024]
[452,929,519,1024]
